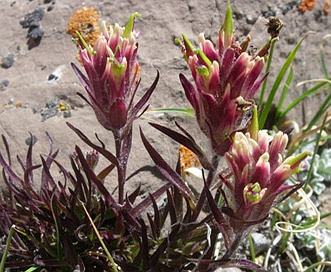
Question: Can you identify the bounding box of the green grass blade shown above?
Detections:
[248,235,256,269]
[276,79,330,123]
[275,65,294,122]
[24,267,39,272]
[0,225,15,272]
[304,261,331,272]
[304,115,328,189]
[50,194,61,258]
[306,83,331,131]
[259,32,312,128]
[258,38,277,107]
[320,34,331,78]
[80,200,118,272]
[13,227,57,257]
[146,107,195,117]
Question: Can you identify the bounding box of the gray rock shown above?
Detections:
[251,232,271,255]
[1,54,15,68]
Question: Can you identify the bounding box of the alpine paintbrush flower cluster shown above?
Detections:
[222,127,309,225]
[179,5,267,156]
[71,13,159,204]
[71,13,158,138]
[0,4,312,272]
[178,4,310,262]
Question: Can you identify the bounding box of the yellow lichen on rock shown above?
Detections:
[66,7,100,47]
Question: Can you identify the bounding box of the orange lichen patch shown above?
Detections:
[15,101,24,108]
[66,7,100,47]
[298,0,316,12]
[179,145,200,175]
[324,0,330,14]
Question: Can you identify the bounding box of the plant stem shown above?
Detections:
[221,232,245,260]
[114,126,133,204]
[193,155,219,220]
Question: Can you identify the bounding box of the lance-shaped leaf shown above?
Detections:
[130,70,159,120]
[67,122,119,167]
[148,122,213,170]
[205,183,233,251]
[74,145,116,205]
[140,127,196,208]
[200,258,270,272]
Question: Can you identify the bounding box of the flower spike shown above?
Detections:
[179,2,270,156]
[222,130,309,223]
[72,13,158,138]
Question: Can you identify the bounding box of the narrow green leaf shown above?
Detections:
[259,32,313,128]
[258,38,278,106]
[123,12,141,38]
[14,227,57,257]
[80,200,118,272]
[306,83,331,131]
[146,107,195,117]
[182,34,195,59]
[275,65,294,122]
[320,34,331,78]
[196,65,210,77]
[50,193,61,258]
[196,49,212,68]
[222,1,233,49]
[76,31,95,55]
[0,225,15,271]
[277,79,330,123]
[24,267,39,272]
[305,115,328,189]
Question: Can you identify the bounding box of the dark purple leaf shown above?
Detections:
[204,183,233,251]
[131,70,159,119]
[127,184,141,204]
[205,258,271,272]
[67,122,119,167]
[131,182,170,218]
[75,145,116,205]
[147,193,160,238]
[149,122,213,170]
[166,189,178,226]
[71,63,93,96]
[137,218,150,269]
[0,149,23,185]
[140,127,195,204]
[150,223,181,267]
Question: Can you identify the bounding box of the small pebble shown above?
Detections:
[29,27,44,40]
[25,135,38,146]
[262,9,276,18]
[246,15,257,25]
[48,73,58,81]
[20,6,44,29]
[2,79,9,87]
[251,232,271,255]
[1,53,15,68]
[0,80,9,92]
[20,6,45,49]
